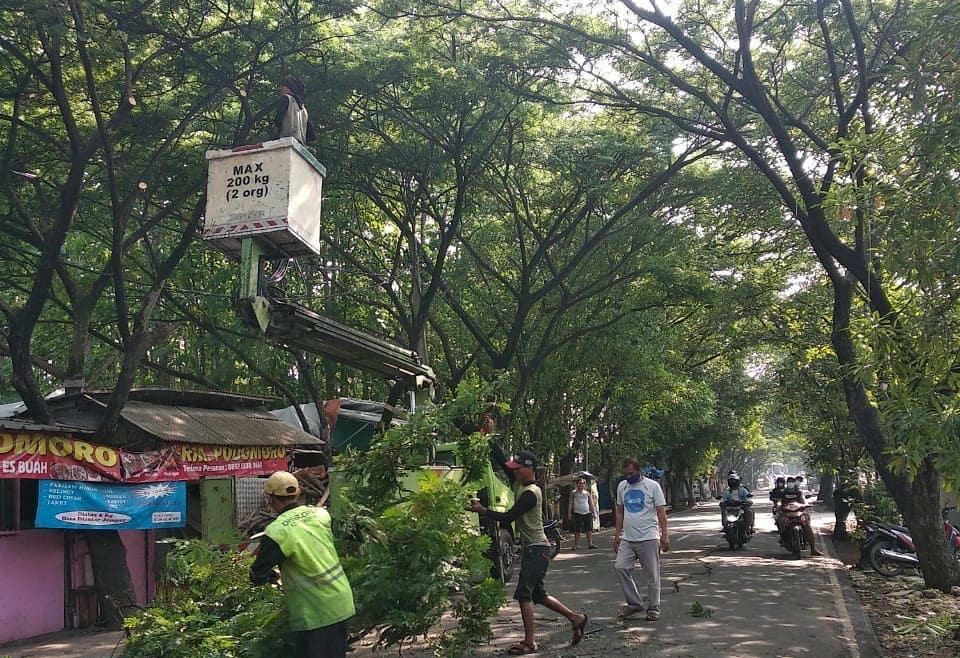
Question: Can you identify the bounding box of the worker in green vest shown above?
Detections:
[250,471,355,658]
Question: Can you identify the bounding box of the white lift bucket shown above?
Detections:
[203,137,326,258]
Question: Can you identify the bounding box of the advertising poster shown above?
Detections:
[0,432,121,481]
[35,480,187,530]
[121,443,287,482]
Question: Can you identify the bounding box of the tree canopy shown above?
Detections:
[2,0,959,588]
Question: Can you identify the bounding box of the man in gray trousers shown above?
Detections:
[614,458,670,621]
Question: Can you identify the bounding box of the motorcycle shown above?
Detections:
[543,519,562,558]
[861,506,960,577]
[946,507,960,559]
[779,501,811,558]
[720,500,751,550]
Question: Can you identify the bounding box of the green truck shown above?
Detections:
[324,401,518,582]
[427,441,518,582]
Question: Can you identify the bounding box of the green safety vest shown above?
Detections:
[265,505,355,631]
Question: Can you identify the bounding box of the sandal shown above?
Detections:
[507,642,538,655]
[618,605,643,619]
[571,613,588,645]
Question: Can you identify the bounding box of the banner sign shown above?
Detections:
[121,444,287,482]
[35,480,187,530]
[1,430,287,482]
[0,432,121,481]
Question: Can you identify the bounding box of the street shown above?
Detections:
[354,494,879,658]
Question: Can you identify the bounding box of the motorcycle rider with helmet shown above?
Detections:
[770,476,786,531]
[780,478,823,556]
[720,472,754,535]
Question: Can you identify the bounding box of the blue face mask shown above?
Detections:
[627,473,642,485]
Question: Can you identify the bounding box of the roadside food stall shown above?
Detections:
[0,388,323,645]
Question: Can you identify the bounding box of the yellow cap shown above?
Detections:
[264,471,300,497]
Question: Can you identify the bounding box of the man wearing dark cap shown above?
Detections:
[273,75,315,144]
[471,447,587,655]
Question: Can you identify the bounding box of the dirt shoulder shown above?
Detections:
[828,529,960,657]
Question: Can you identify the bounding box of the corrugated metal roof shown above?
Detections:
[0,418,93,435]
[119,400,322,447]
[86,388,276,410]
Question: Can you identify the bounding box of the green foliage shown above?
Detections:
[122,541,294,658]
[852,481,902,529]
[689,601,714,618]
[434,577,507,658]
[339,473,504,651]
[338,377,501,511]
[330,384,506,655]
[893,612,960,638]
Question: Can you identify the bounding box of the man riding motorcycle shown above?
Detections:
[720,472,754,535]
[769,476,786,531]
[779,479,822,556]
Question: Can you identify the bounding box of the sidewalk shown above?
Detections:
[0,629,124,658]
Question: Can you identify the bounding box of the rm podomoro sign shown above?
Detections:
[0,432,120,481]
[203,137,327,258]
[121,444,287,482]
[1,431,288,482]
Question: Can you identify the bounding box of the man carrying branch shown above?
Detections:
[250,471,355,658]
[471,445,588,655]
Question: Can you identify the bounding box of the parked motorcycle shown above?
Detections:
[861,506,960,577]
[779,501,811,558]
[544,519,562,558]
[720,500,750,550]
[946,507,960,559]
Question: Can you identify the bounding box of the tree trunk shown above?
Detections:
[902,462,957,592]
[85,531,138,627]
[833,478,853,541]
[818,472,834,508]
[831,275,960,590]
[7,322,50,423]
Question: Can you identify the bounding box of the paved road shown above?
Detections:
[357,494,878,658]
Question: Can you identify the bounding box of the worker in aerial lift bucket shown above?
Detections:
[273,74,317,144]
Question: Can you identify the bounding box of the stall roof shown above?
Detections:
[0,418,93,435]
[114,400,322,447]
[86,388,276,410]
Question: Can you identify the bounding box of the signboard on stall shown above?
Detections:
[35,480,187,530]
[2,430,287,482]
[121,444,287,482]
[0,432,121,481]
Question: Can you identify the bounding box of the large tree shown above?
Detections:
[438,0,960,589]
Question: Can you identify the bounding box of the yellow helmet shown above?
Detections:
[264,471,300,497]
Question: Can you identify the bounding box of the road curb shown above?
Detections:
[821,530,884,658]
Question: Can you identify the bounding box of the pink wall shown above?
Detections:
[119,530,155,605]
[0,530,155,645]
[0,531,65,644]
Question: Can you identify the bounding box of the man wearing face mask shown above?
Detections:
[615,458,669,621]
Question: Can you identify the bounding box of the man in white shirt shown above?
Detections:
[614,459,669,621]
[567,478,597,550]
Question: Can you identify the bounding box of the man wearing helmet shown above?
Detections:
[770,476,787,529]
[780,476,823,556]
[720,472,754,535]
[250,471,355,658]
